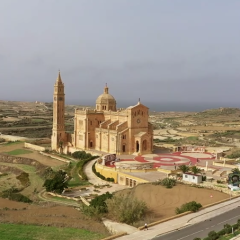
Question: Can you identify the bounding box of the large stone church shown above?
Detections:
[51,71,153,155]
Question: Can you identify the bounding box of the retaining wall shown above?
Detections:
[24,142,45,152]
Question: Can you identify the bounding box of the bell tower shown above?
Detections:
[51,71,66,151]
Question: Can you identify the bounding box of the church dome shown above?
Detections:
[96,84,116,111]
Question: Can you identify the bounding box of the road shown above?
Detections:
[152,207,240,240]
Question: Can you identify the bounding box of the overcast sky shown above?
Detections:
[0,0,240,109]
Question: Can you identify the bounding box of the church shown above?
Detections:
[51,71,153,155]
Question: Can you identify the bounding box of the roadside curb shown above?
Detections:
[187,196,240,223]
[101,232,127,240]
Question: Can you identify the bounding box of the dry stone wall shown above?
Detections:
[0,153,46,173]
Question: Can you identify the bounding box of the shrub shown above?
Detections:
[152,178,176,188]
[161,178,176,188]
[203,237,211,240]
[193,238,201,240]
[106,194,147,225]
[224,224,232,234]
[72,151,92,160]
[80,204,103,220]
[175,201,202,214]
[89,192,113,213]
[217,229,226,236]
[208,230,218,240]
[0,188,32,203]
[202,175,207,181]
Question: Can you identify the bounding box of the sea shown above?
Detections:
[66,100,240,113]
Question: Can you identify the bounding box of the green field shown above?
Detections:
[2,141,23,146]
[32,118,45,123]
[68,162,90,187]
[7,149,32,155]
[0,223,106,240]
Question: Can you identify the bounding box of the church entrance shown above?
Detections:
[90,141,93,148]
[142,140,147,151]
[122,144,126,152]
[136,141,139,152]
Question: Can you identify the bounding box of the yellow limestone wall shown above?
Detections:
[24,142,45,152]
[95,162,153,185]
[95,163,118,183]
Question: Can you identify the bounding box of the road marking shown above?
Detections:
[217,214,240,225]
[177,230,203,240]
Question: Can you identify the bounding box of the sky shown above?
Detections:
[0,0,240,111]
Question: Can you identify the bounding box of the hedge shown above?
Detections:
[78,156,99,180]
[92,162,114,182]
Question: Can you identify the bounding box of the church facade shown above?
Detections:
[51,72,153,155]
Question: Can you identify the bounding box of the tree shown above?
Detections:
[191,166,202,175]
[232,168,240,174]
[178,165,190,173]
[43,170,69,194]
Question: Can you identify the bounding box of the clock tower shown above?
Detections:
[51,71,66,151]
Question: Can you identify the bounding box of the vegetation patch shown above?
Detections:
[92,162,114,182]
[227,150,240,159]
[16,172,30,187]
[67,162,89,187]
[0,223,106,240]
[0,187,32,203]
[43,170,69,194]
[152,178,176,188]
[175,201,202,214]
[7,149,32,155]
[106,194,147,225]
[3,141,22,146]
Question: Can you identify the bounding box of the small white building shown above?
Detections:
[183,172,202,184]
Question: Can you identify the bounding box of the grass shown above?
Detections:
[7,149,32,155]
[0,223,107,240]
[68,162,90,187]
[3,141,22,146]
[32,118,45,123]
[49,195,80,204]
[0,162,44,197]
[214,185,227,188]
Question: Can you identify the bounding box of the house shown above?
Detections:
[183,172,202,184]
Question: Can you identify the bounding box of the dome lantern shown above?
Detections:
[96,84,116,111]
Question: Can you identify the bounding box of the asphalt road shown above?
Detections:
[152,207,240,240]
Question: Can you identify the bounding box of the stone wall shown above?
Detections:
[24,142,45,152]
[0,153,46,172]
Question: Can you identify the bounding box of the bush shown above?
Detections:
[152,178,176,188]
[175,201,202,214]
[208,230,218,240]
[224,224,232,234]
[106,194,147,225]
[217,229,226,236]
[0,188,32,203]
[193,238,201,240]
[161,178,176,188]
[202,175,207,181]
[90,192,113,213]
[72,151,92,160]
